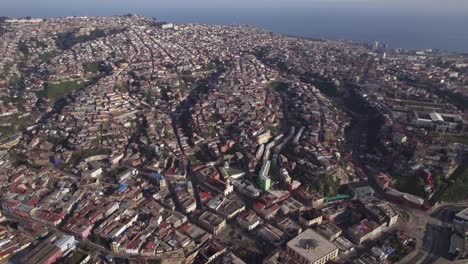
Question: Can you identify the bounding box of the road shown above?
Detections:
[337,82,464,263]
[398,204,465,264]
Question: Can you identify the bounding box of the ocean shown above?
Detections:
[2,3,468,53]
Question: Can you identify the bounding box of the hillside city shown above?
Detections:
[0,15,467,264]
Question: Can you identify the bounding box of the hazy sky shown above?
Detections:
[2,0,468,17]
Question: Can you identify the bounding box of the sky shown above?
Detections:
[2,0,468,18]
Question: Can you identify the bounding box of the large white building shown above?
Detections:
[286,229,339,264]
[410,111,465,132]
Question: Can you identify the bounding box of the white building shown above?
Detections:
[54,236,76,256]
[286,229,339,264]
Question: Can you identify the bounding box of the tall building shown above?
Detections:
[373,41,380,50]
[258,160,271,191]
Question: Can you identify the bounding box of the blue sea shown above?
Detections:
[2,2,468,53]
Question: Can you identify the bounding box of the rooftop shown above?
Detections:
[287,229,337,262]
[455,208,468,222]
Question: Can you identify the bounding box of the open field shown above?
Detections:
[40,80,84,100]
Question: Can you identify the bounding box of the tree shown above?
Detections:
[17,41,29,56]
[92,233,102,245]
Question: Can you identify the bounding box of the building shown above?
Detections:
[346,182,375,198]
[286,229,339,264]
[220,252,246,264]
[263,249,296,264]
[232,180,260,198]
[258,224,288,247]
[299,209,323,227]
[161,23,175,30]
[288,180,301,191]
[20,241,62,264]
[317,222,342,241]
[334,236,355,254]
[410,111,464,132]
[258,160,271,191]
[53,235,77,256]
[0,212,6,223]
[294,188,324,207]
[218,164,246,180]
[116,168,138,183]
[258,175,271,191]
[194,211,226,235]
[195,240,227,264]
[359,196,399,227]
[372,172,394,191]
[429,112,444,123]
[384,188,428,210]
[454,208,468,229]
[449,232,467,261]
[347,219,385,244]
[0,135,21,149]
[257,130,271,145]
[280,197,305,215]
[236,210,261,231]
[148,173,166,187]
[277,217,302,238]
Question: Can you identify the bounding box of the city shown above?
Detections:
[0,14,467,264]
